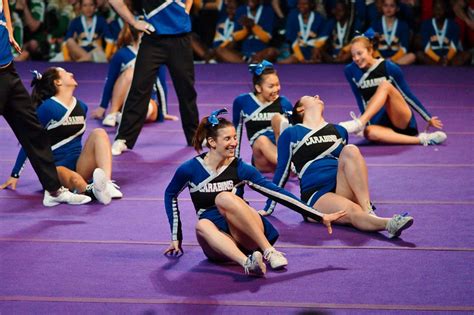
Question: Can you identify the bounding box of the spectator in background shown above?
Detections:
[322,0,360,63]
[62,0,114,62]
[417,0,471,65]
[371,0,416,65]
[280,0,328,64]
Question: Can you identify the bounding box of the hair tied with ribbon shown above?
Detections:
[354,28,376,40]
[248,60,273,76]
[207,108,228,127]
[30,70,42,87]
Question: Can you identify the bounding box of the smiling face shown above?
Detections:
[351,39,375,70]
[255,73,281,103]
[208,126,238,159]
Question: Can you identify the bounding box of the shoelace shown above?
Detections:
[264,249,286,261]
[349,111,358,121]
[108,180,120,189]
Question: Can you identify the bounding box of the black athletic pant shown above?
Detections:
[116,32,199,147]
[0,63,61,192]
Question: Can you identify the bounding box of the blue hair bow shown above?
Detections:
[207,108,228,126]
[248,60,273,76]
[355,28,376,40]
[30,70,42,80]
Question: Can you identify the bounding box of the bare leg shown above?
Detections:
[252,136,277,173]
[76,128,112,179]
[364,125,421,144]
[110,67,134,114]
[271,113,288,143]
[65,39,92,62]
[215,47,244,63]
[196,219,248,265]
[359,81,412,129]
[335,145,371,211]
[251,48,279,63]
[56,166,88,193]
[215,192,273,252]
[393,53,416,65]
[314,193,389,231]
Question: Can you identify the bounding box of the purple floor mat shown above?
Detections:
[1,62,473,314]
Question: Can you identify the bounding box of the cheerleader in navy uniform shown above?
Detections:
[164,109,345,276]
[2,67,123,204]
[371,0,416,65]
[339,34,447,146]
[416,0,471,66]
[262,95,414,238]
[279,0,328,64]
[63,0,114,62]
[222,0,279,63]
[232,60,292,173]
[91,23,177,126]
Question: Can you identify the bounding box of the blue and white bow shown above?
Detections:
[248,60,273,76]
[207,108,228,126]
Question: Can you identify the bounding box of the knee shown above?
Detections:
[214,191,236,211]
[363,126,381,142]
[377,80,394,93]
[195,219,211,236]
[271,113,284,125]
[340,144,362,161]
[91,128,108,138]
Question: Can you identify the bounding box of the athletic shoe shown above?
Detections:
[102,113,118,127]
[386,213,414,238]
[107,181,123,199]
[339,111,364,134]
[243,251,266,276]
[263,248,288,269]
[92,168,111,205]
[418,131,447,146]
[43,186,91,207]
[112,139,127,156]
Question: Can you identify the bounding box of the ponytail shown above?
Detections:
[192,109,233,152]
[30,68,60,108]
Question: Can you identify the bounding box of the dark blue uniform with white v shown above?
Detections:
[265,123,347,213]
[232,93,292,157]
[165,154,325,241]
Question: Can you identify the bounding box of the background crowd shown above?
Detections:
[7,0,474,65]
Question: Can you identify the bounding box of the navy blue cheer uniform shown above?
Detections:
[344,58,432,135]
[264,123,347,213]
[232,93,292,157]
[11,97,87,177]
[165,154,325,242]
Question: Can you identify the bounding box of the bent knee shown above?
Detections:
[340,144,361,160]
[195,219,213,235]
[214,191,236,208]
[363,126,382,142]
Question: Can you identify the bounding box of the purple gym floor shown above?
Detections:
[0,62,473,314]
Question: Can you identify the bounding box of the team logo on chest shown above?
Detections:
[63,116,85,126]
[250,112,277,122]
[199,180,234,193]
[359,77,386,89]
[305,135,338,145]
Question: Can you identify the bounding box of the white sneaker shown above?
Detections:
[386,213,414,238]
[92,168,111,205]
[107,180,123,199]
[43,187,91,207]
[339,111,364,134]
[102,113,118,127]
[112,139,127,156]
[418,131,447,146]
[243,251,266,276]
[263,248,288,269]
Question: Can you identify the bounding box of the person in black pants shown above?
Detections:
[109,0,199,155]
[0,0,90,206]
